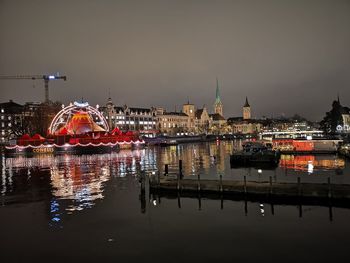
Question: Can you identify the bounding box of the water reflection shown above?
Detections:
[1,141,350,218]
[2,149,159,225]
[280,155,345,173]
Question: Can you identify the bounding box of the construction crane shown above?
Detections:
[0,74,67,103]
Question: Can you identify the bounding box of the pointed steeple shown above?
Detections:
[213,78,223,116]
[215,77,222,104]
[244,96,250,107]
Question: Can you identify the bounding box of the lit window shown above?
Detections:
[8,123,11,127]
[1,116,3,120]
[1,109,3,113]
[8,116,11,120]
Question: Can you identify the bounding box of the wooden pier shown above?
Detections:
[145,160,350,208]
[148,174,350,207]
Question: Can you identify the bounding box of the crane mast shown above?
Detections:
[0,74,67,103]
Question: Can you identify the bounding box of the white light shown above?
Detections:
[306,135,312,140]
[48,75,55,79]
[308,161,314,174]
[258,169,262,174]
[73,101,89,107]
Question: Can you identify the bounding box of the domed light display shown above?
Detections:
[5,101,144,155]
[48,101,109,135]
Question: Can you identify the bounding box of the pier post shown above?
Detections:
[219,174,223,193]
[139,172,146,214]
[164,164,168,176]
[270,203,275,215]
[157,171,160,189]
[140,172,145,193]
[198,193,201,211]
[221,195,223,210]
[197,174,201,192]
[327,177,332,199]
[269,176,273,195]
[329,204,333,222]
[244,176,247,194]
[179,159,183,179]
[177,173,181,191]
[297,177,301,197]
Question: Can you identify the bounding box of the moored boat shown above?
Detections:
[230,141,280,167]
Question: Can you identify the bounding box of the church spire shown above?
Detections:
[244,96,250,107]
[213,77,223,117]
[215,77,221,104]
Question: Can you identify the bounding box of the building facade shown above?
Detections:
[195,107,211,134]
[99,98,157,136]
[227,97,262,135]
[0,100,24,143]
[156,111,190,135]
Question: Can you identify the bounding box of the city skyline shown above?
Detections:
[1,0,350,121]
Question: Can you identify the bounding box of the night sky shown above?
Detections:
[1,0,349,121]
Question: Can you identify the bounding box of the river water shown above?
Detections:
[1,141,350,262]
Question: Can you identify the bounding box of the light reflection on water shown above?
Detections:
[1,142,350,262]
[1,141,350,215]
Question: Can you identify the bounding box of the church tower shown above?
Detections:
[213,78,223,117]
[183,100,195,119]
[243,97,251,120]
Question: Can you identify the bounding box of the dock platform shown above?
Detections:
[148,175,350,205]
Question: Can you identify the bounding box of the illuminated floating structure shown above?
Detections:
[5,101,144,155]
[271,138,342,154]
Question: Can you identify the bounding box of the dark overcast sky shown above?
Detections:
[1,0,349,121]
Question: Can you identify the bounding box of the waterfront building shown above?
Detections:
[99,97,157,137]
[227,97,261,135]
[156,110,190,135]
[0,100,62,143]
[0,100,24,143]
[209,113,228,134]
[320,96,350,134]
[227,117,262,134]
[195,107,211,134]
[182,101,196,132]
[23,101,62,136]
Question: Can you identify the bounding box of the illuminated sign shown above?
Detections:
[74,101,89,107]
